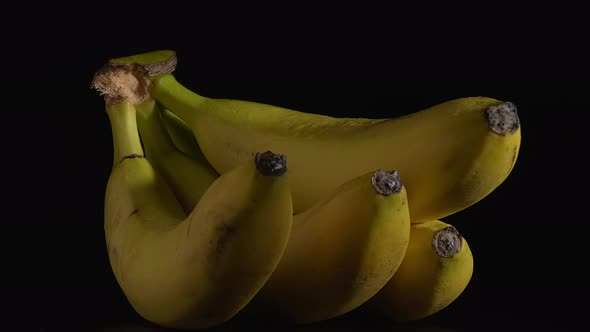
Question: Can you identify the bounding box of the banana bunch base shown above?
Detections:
[91,50,521,328]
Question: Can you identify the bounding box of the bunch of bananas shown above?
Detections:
[91,50,521,329]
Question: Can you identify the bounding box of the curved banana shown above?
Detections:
[248,169,410,324]
[371,219,474,321]
[136,98,218,212]
[150,71,521,222]
[95,65,293,329]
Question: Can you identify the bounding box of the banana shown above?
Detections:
[371,219,474,321]
[135,98,218,212]
[94,64,293,329]
[109,56,412,324]
[150,68,521,222]
[247,169,411,324]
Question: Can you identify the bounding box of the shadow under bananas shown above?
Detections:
[67,319,570,332]
[56,307,460,332]
[49,308,567,332]
[73,322,457,332]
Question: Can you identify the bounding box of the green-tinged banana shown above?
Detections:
[146,54,520,222]
[136,98,218,213]
[94,67,293,329]
[247,169,410,324]
[109,50,215,163]
[371,219,474,321]
[159,107,209,161]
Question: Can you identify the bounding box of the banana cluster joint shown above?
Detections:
[91,62,151,105]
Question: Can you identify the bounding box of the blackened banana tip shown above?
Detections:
[371,170,402,196]
[485,101,520,135]
[255,151,287,176]
[432,226,463,258]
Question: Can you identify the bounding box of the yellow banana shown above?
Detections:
[109,55,412,324]
[94,64,293,329]
[149,69,521,223]
[108,49,218,211]
[371,219,474,321]
[136,98,218,212]
[248,169,410,323]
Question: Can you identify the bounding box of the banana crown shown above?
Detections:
[91,63,151,105]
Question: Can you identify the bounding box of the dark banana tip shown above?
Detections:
[485,101,520,135]
[255,151,287,176]
[432,226,463,258]
[371,170,403,196]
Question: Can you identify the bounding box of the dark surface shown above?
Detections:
[11,4,587,331]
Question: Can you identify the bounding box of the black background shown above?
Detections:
[17,3,587,331]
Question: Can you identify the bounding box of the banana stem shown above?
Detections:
[106,102,144,163]
[91,63,151,105]
[91,62,155,167]
[109,50,177,76]
[150,74,207,125]
[136,99,177,158]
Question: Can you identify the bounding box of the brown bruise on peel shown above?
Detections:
[255,151,288,176]
[371,170,403,196]
[120,154,144,163]
[485,101,520,135]
[432,226,463,258]
[91,63,151,105]
[213,223,239,257]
